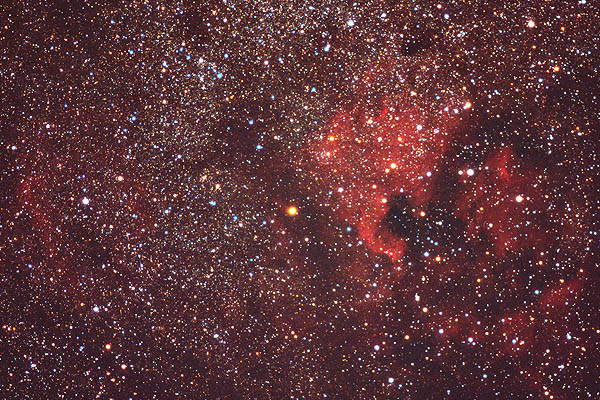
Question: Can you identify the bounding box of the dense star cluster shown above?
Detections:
[1,0,599,398]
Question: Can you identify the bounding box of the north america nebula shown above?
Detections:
[1,1,599,399]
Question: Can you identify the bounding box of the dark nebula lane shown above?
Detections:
[1,1,599,399]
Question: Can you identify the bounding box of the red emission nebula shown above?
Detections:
[300,58,593,396]
[310,91,466,261]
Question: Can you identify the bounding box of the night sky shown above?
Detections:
[1,1,600,399]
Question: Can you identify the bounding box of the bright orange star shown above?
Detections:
[287,206,298,216]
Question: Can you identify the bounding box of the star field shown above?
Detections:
[1,1,599,399]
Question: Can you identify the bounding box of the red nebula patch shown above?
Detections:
[455,146,548,256]
[309,94,468,261]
